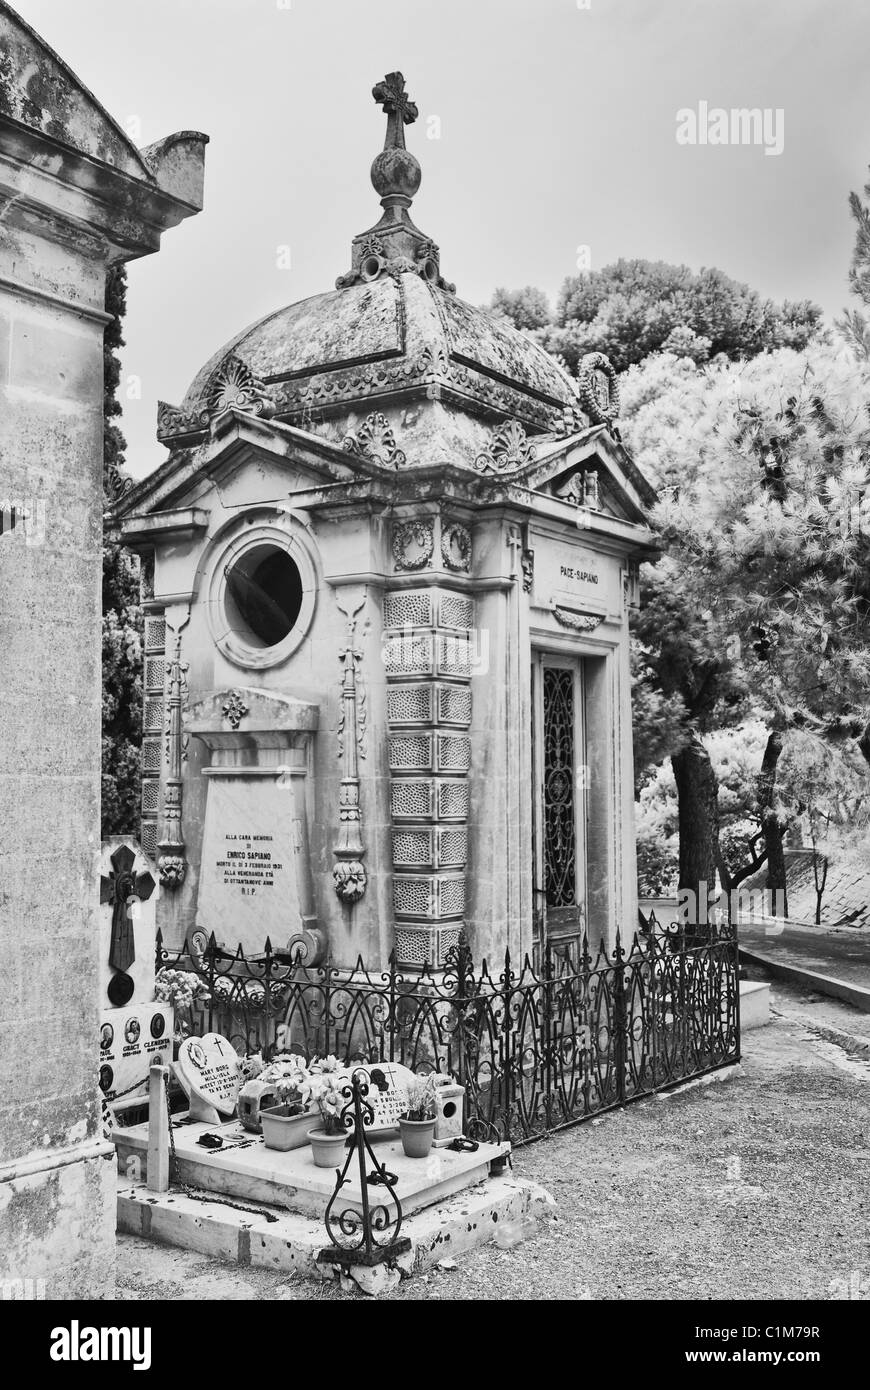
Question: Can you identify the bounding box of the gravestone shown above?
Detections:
[187,691,319,953]
[175,1032,242,1123]
[332,1061,417,1133]
[97,838,168,1117]
[98,1002,173,1103]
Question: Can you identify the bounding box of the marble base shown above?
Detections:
[111,1114,509,1220]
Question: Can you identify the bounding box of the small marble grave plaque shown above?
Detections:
[98,1002,173,1102]
[176,1032,242,1117]
[335,1062,417,1134]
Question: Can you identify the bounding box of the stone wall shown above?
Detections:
[0,1,206,1297]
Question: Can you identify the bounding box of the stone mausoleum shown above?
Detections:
[113,73,656,975]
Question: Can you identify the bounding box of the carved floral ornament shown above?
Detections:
[474,418,537,475]
[205,354,277,425]
[343,411,407,468]
[552,606,605,633]
[332,860,367,903]
[222,690,249,729]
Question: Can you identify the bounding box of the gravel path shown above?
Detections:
[116,983,870,1301]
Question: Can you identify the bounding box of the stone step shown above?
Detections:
[117,1170,555,1295]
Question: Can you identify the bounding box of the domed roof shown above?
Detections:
[174,273,576,436]
[156,72,581,449]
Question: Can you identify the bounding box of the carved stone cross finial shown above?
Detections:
[372,72,418,151]
[100,844,155,975]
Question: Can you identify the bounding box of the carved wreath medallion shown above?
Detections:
[392,520,435,572]
[441,521,472,573]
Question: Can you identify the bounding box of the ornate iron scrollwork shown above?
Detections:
[318,1069,410,1268]
[543,668,576,908]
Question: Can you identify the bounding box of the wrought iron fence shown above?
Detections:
[156,921,740,1146]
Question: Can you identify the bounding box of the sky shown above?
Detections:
[13,0,870,476]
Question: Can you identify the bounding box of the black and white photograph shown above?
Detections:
[1,0,869,1353]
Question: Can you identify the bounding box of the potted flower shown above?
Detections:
[399,1074,438,1158]
[307,1067,350,1167]
[258,1056,314,1151]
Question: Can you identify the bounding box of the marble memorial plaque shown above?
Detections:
[176,1032,242,1116]
[98,1002,173,1102]
[197,775,304,951]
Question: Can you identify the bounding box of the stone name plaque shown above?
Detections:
[531,538,620,617]
[176,1032,242,1116]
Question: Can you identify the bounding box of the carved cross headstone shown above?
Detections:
[99,844,155,975]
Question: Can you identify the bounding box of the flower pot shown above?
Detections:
[307,1127,349,1168]
[398,1116,436,1159]
[260,1104,313,1151]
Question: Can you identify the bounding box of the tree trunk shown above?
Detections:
[758,730,788,917]
[812,850,828,926]
[672,736,720,942]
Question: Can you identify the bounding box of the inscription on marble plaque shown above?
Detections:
[214,832,283,895]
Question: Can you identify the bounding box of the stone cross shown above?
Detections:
[372,71,418,151]
[99,844,156,974]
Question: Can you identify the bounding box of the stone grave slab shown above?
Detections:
[112,1116,509,1221]
[175,1032,242,1122]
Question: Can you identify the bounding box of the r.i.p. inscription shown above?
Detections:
[214,832,284,897]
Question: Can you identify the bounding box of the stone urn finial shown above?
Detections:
[335,73,454,293]
[370,71,421,208]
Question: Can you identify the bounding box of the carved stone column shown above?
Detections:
[157,631,188,888]
[333,586,368,904]
[384,515,474,968]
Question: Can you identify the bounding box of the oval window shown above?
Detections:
[223,543,303,649]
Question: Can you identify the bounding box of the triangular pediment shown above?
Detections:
[109,410,385,524]
[518,425,657,526]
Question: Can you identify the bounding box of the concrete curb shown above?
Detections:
[740,947,870,1014]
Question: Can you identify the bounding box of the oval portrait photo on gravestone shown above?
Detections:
[100,1023,113,1052]
[98,1065,113,1094]
[124,1018,141,1045]
[149,1012,166,1040]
